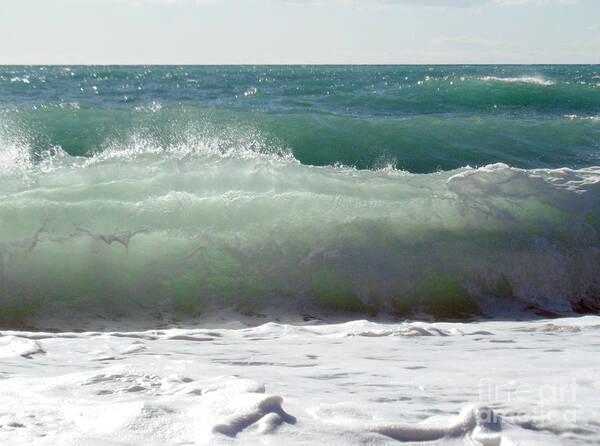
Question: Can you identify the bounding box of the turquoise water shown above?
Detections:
[0,66,600,173]
[2,65,600,171]
[1,65,599,326]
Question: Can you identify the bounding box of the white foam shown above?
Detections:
[565,114,600,122]
[9,77,30,84]
[83,127,295,166]
[133,101,162,113]
[480,76,555,86]
[369,405,501,442]
[0,336,45,358]
[0,317,598,444]
[212,394,293,437]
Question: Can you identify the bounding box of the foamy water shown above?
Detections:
[1,317,599,445]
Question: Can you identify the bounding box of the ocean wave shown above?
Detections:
[564,113,600,122]
[1,147,599,328]
[0,116,296,177]
[2,106,600,174]
[480,76,555,86]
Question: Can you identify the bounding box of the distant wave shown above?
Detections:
[480,76,555,86]
[564,114,600,122]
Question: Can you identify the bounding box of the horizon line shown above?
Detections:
[1,62,599,66]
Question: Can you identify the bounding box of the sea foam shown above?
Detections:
[480,75,555,86]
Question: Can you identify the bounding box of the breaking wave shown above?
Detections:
[1,130,599,328]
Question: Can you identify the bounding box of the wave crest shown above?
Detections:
[480,76,555,86]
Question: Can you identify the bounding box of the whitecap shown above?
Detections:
[480,76,554,86]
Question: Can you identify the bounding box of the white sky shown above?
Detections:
[0,0,598,64]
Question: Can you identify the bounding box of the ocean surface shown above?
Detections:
[1,65,599,326]
[1,65,599,445]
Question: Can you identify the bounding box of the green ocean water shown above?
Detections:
[2,65,600,171]
[0,65,599,327]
